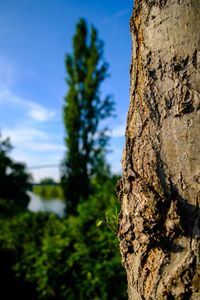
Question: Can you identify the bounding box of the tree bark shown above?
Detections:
[118,1,200,299]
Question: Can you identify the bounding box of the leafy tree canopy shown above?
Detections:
[40,177,56,185]
[0,134,32,214]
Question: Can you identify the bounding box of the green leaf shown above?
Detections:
[96,220,104,227]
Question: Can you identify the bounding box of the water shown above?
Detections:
[28,192,66,217]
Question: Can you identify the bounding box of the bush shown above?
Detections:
[0,176,127,299]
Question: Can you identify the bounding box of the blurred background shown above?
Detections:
[0,1,133,299]
[0,0,132,181]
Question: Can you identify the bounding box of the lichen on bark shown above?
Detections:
[118,1,200,299]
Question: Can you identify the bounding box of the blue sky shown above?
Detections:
[0,0,133,182]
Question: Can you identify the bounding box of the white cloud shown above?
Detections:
[0,88,55,122]
[2,127,48,144]
[28,102,55,121]
[0,57,55,122]
[0,57,62,182]
[110,123,126,138]
[27,142,64,152]
[31,167,61,183]
[101,9,130,26]
[113,9,130,20]
[2,126,64,154]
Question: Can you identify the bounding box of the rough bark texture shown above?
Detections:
[118,1,200,299]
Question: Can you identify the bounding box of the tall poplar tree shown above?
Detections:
[62,19,114,215]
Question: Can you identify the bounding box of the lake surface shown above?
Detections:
[28,192,66,217]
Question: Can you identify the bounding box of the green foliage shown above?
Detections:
[39,177,56,184]
[33,185,64,200]
[62,19,115,214]
[33,177,64,200]
[0,212,51,299]
[0,176,127,299]
[97,206,119,235]
[0,134,32,213]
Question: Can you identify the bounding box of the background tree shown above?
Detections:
[33,177,64,200]
[118,1,200,299]
[0,134,31,214]
[62,19,114,214]
[39,178,56,185]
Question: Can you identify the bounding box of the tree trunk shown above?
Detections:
[118,1,200,299]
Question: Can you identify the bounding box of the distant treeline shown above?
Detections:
[33,184,64,200]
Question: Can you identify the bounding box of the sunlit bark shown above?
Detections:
[118,1,200,298]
